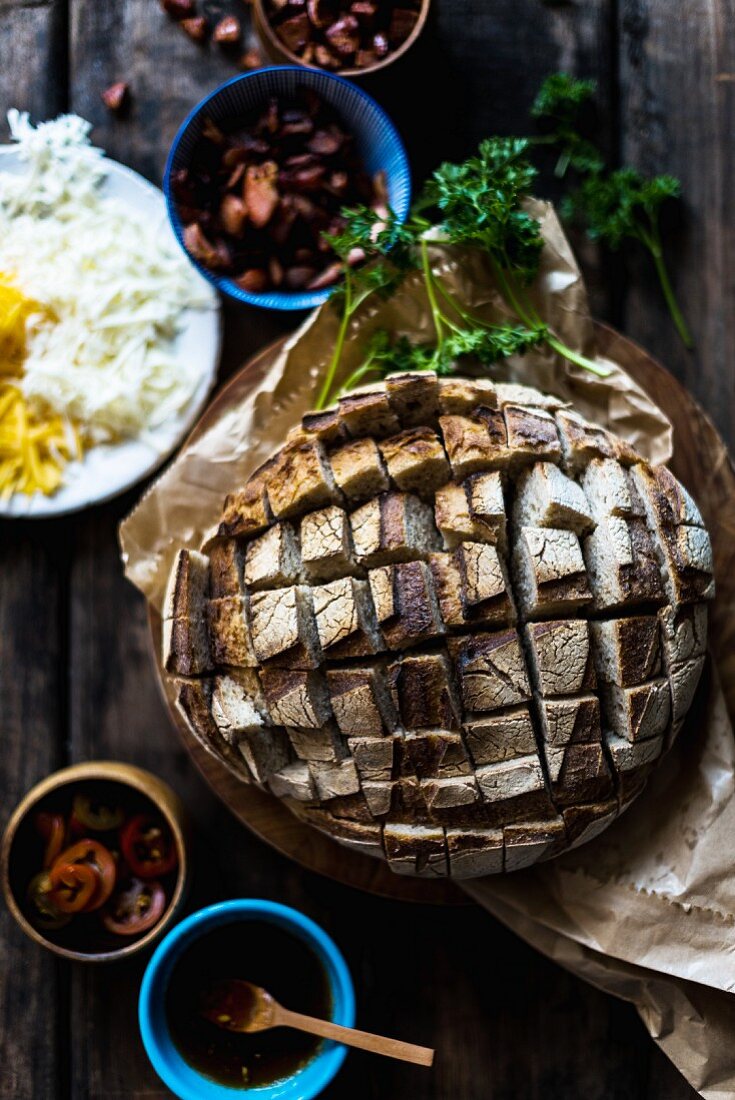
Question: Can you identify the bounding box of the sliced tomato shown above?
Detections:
[48,861,98,913]
[35,812,66,869]
[120,815,177,879]
[72,793,124,832]
[26,871,72,931]
[100,877,166,936]
[50,838,116,911]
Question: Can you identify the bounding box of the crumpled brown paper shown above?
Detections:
[120,202,734,1097]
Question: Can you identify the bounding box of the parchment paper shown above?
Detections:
[120,202,734,1097]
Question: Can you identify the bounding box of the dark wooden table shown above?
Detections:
[1,1,730,1096]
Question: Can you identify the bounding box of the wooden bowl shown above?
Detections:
[252,0,431,78]
[0,761,190,963]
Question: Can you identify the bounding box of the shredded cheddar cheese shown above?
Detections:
[0,275,79,497]
[0,382,82,499]
[0,275,45,376]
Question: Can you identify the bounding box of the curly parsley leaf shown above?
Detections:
[531,73,603,176]
[420,138,544,285]
[564,168,691,347]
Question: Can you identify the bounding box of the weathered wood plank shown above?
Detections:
[68,0,256,183]
[618,0,735,450]
[0,4,68,1097]
[367,0,617,318]
[0,0,66,127]
[0,522,68,1099]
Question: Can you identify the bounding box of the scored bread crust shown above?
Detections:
[163,373,714,878]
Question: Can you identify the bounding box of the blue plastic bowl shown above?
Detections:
[164,66,412,311]
[139,900,355,1100]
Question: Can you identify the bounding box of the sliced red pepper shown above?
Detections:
[50,838,116,911]
[49,861,98,913]
[35,812,66,869]
[72,793,124,832]
[120,815,177,879]
[100,877,166,936]
[26,871,72,931]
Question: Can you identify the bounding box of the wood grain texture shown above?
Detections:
[618,0,735,449]
[0,4,68,1097]
[0,0,717,1096]
[0,524,66,1099]
[0,0,66,127]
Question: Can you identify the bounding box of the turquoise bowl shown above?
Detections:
[139,899,355,1100]
[164,66,412,311]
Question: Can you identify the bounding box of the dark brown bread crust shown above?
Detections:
[164,374,713,878]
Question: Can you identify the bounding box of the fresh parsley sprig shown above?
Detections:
[315,198,556,409]
[531,73,603,177]
[563,169,692,348]
[533,73,693,348]
[418,140,608,378]
[315,206,417,411]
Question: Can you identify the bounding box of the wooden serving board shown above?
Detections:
[149,323,735,904]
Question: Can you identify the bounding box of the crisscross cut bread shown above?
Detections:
[163,374,714,878]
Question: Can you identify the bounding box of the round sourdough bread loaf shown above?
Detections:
[163,373,714,877]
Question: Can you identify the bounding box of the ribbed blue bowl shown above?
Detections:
[139,900,355,1100]
[164,67,411,311]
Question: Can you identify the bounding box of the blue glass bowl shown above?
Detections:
[139,900,355,1100]
[164,66,411,311]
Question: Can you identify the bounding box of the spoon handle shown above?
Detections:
[274,1007,434,1067]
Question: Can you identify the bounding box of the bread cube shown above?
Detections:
[379,427,450,495]
[268,762,317,802]
[266,440,340,519]
[244,522,301,590]
[350,491,440,567]
[591,616,661,686]
[208,539,245,599]
[449,630,531,712]
[446,827,504,877]
[328,437,389,501]
[259,667,332,729]
[338,387,400,438]
[387,651,460,731]
[462,705,537,765]
[383,824,449,877]
[439,407,508,477]
[602,678,671,742]
[299,506,356,581]
[537,694,602,747]
[525,620,596,696]
[385,371,440,426]
[514,526,592,617]
[207,595,258,668]
[248,585,321,668]
[311,576,382,659]
[514,462,594,534]
[368,561,445,650]
[326,666,397,737]
[503,405,561,464]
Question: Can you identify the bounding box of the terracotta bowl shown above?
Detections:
[252,0,431,78]
[1,761,190,963]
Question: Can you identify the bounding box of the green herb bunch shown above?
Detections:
[532,73,692,348]
[315,74,691,409]
[316,138,604,409]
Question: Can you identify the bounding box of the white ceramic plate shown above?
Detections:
[0,148,221,518]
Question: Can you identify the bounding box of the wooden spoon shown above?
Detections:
[200,978,435,1067]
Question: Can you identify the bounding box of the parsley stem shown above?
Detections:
[641,218,693,349]
[338,362,377,396]
[491,256,609,377]
[420,238,447,349]
[316,272,353,410]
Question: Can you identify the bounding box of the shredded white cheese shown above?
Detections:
[0,110,213,442]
